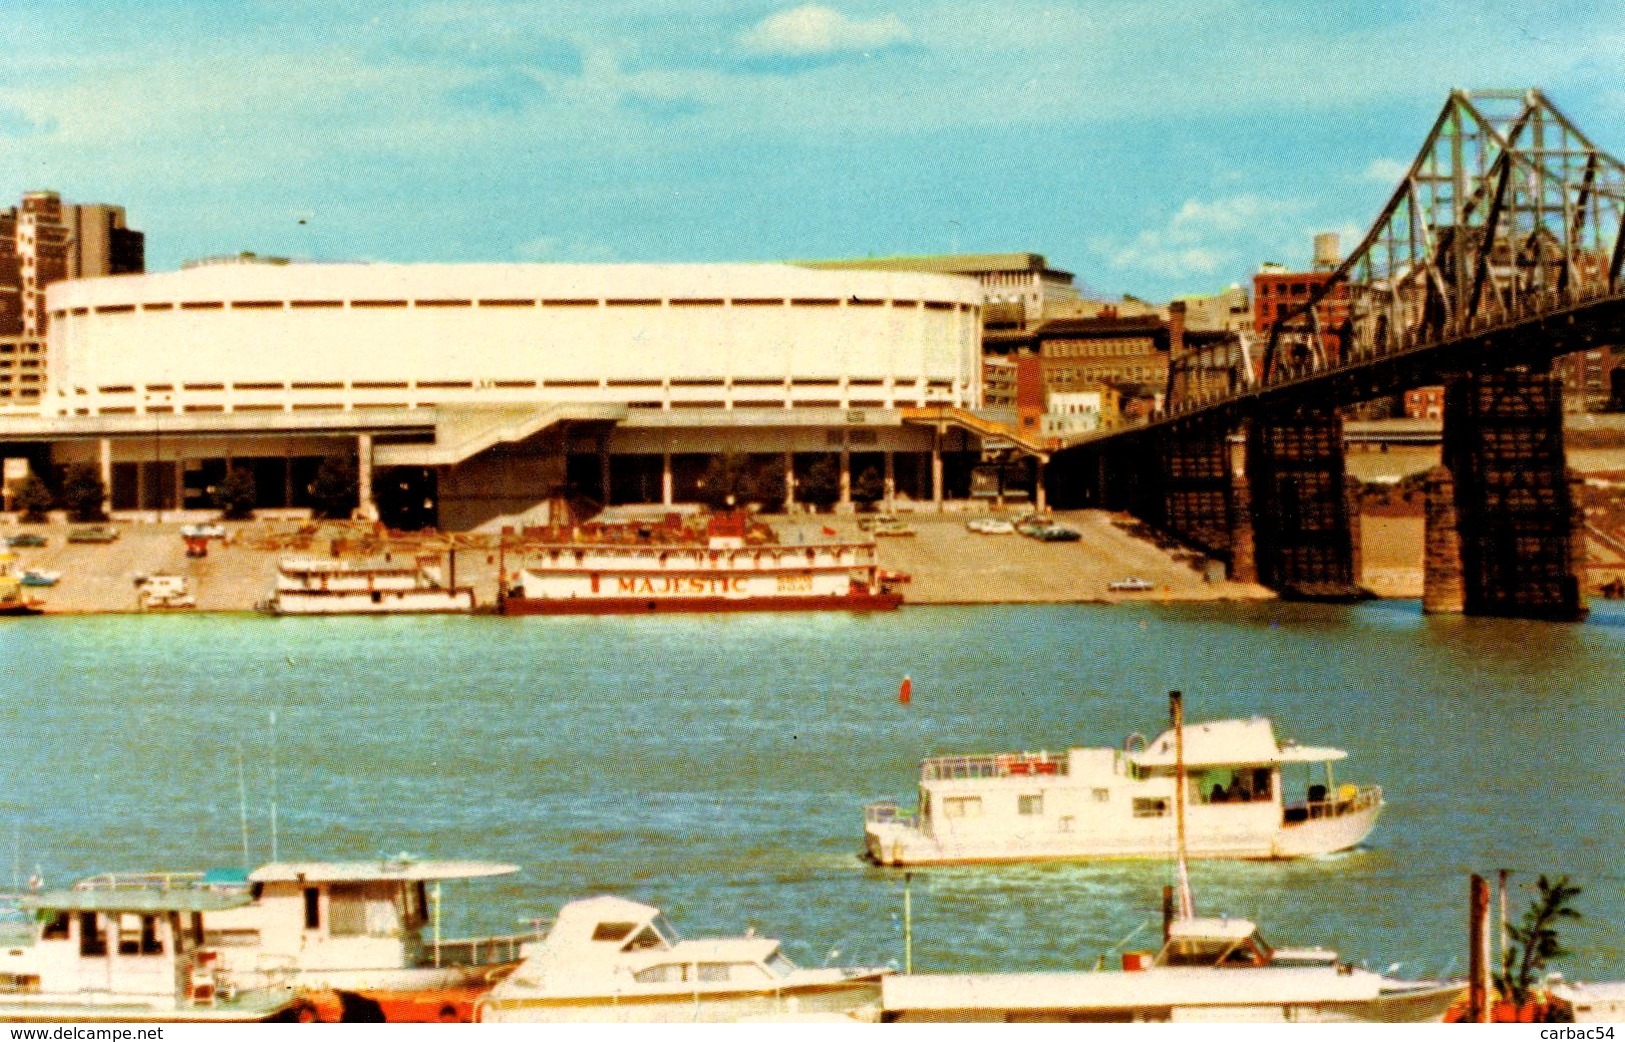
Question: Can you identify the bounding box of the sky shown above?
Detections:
[3,1,1623,302]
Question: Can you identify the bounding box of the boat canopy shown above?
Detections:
[21,888,255,914]
[1129,719,1347,769]
[248,859,519,884]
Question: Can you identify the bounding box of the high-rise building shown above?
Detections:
[0,190,143,411]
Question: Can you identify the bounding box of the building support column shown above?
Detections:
[599,444,612,507]
[1034,457,1048,513]
[661,452,673,507]
[783,452,796,514]
[838,444,852,512]
[98,438,112,517]
[356,433,377,522]
[931,426,944,512]
[883,451,895,514]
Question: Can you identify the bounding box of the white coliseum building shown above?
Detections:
[16,261,993,528]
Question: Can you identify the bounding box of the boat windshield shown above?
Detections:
[766,951,798,978]
[1157,931,1273,968]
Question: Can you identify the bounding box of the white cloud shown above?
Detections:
[1361,157,1410,184]
[1099,194,1311,283]
[737,5,908,56]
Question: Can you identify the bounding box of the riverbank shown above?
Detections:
[5,509,1276,614]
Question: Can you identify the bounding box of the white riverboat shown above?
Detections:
[260,558,476,615]
[477,895,888,1022]
[501,512,901,615]
[77,858,526,1022]
[865,714,1382,865]
[0,885,297,1022]
[881,915,1464,1023]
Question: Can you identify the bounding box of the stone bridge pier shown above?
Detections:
[1242,407,1362,600]
[1424,365,1587,620]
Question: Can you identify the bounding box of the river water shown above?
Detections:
[1,601,1620,982]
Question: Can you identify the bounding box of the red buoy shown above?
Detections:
[899,675,913,705]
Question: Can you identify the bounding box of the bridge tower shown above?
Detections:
[1424,365,1587,619]
[1243,408,1363,599]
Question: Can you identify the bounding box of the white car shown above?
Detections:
[966,518,1015,534]
[1108,577,1157,592]
[181,523,227,539]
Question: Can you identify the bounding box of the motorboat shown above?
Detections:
[880,692,1460,1023]
[20,569,61,587]
[477,895,888,1022]
[0,549,45,615]
[881,915,1465,1022]
[135,573,196,610]
[866,709,1382,865]
[0,885,297,1022]
[77,857,527,1022]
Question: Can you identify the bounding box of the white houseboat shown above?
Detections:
[260,558,476,615]
[500,513,902,615]
[865,714,1382,865]
[76,857,526,1022]
[0,885,297,1022]
[881,915,1463,1023]
[477,895,888,1022]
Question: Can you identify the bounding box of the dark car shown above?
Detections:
[1037,525,1081,542]
[5,533,47,548]
[67,526,120,544]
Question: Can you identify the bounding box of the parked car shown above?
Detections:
[1108,576,1157,592]
[966,518,1015,535]
[872,518,916,537]
[180,523,227,539]
[1014,514,1052,537]
[5,533,47,548]
[67,526,119,543]
[1036,525,1081,542]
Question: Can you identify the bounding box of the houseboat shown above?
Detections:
[865,713,1382,865]
[260,558,476,615]
[500,513,902,615]
[136,574,196,610]
[0,549,44,615]
[477,895,888,1022]
[0,885,297,1022]
[880,915,1463,1023]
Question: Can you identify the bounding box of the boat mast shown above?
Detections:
[1171,690,1195,920]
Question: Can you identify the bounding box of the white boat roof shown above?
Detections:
[882,967,1397,1012]
[21,888,255,914]
[548,895,663,942]
[1167,916,1260,942]
[249,859,519,883]
[1129,718,1347,768]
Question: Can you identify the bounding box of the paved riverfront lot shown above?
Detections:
[6,509,1271,613]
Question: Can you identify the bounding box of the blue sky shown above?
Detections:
[3,1,1623,301]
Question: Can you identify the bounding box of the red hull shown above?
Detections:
[500,592,903,615]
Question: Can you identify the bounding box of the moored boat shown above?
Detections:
[500,512,902,615]
[477,895,888,1022]
[76,857,527,1022]
[865,708,1382,865]
[260,558,476,615]
[0,549,45,615]
[0,885,297,1022]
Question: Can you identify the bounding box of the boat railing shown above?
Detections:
[73,871,213,892]
[864,801,918,828]
[427,932,535,968]
[1283,784,1383,824]
[920,751,1069,781]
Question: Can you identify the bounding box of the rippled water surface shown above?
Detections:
[2,601,1620,980]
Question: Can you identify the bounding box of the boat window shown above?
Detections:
[304,887,321,930]
[623,925,668,952]
[1132,797,1169,818]
[591,922,636,943]
[330,885,367,937]
[79,913,107,957]
[1058,816,1075,832]
[697,963,735,983]
[1092,788,1111,802]
[943,796,982,819]
[203,928,262,947]
[1157,938,1230,967]
[1223,939,1266,966]
[632,963,687,983]
[1018,794,1043,816]
[767,952,798,978]
[41,911,69,940]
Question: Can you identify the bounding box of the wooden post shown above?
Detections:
[1161,884,1175,942]
[1469,872,1491,1023]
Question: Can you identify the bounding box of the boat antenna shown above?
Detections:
[236,740,252,870]
[1170,690,1195,920]
[269,709,280,863]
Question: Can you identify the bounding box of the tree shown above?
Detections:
[1496,874,1583,1008]
[799,455,840,508]
[213,467,258,520]
[12,474,54,523]
[851,464,885,505]
[58,463,107,522]
[308,456,358,520]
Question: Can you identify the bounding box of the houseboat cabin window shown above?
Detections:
[42,911,69,940]
[1132,797,1169,818]
[304,887,321,930]
[328,882,402,937]
[118,914,163,955]
[79,913,106,956]
[697,962,771,983]
[943,796,983,819]
[1195,767,1274,804]
[633,963,686,983]
[1092,788,1111,802]
[591,922,636,943]
[1018,794,1043,816]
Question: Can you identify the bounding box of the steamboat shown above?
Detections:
[500,512,902,615]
